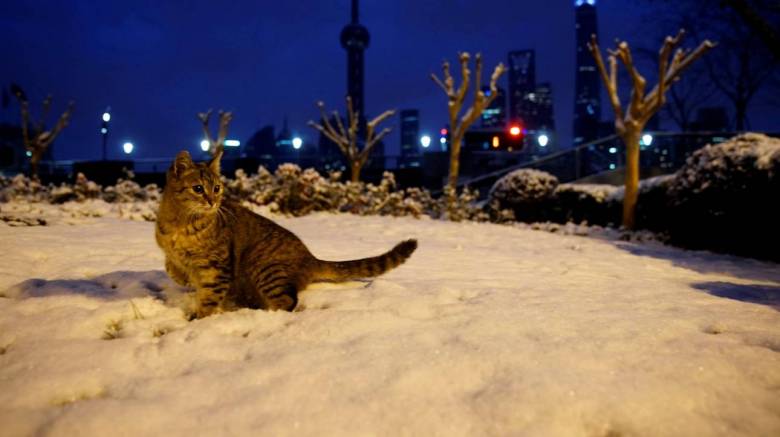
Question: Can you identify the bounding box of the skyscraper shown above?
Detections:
[399,109,420,167]
[340,0,370,122]
[573,0,601,145]
[533,82,555,131]
[507,50,536,127]
[480,86,506,128]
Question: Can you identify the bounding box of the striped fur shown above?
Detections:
[155,151,417,319]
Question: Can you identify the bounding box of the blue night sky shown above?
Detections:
[1,0,775,160]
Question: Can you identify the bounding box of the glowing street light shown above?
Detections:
[224,139,241,147]
[200,140,210,152]
[101,107,111,160]
[122,142,134,154]
[420,135,431,148]
[641,133,654,147]
[292,137,303,150]
[509,125,522,136]
[537,134,549,147]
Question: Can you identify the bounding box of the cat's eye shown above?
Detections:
[213,185,220,193]
[193,185,204,194]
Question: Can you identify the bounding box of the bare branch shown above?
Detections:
[442,60,454,96]
[197,109,215,145]
[361,127,393,164]
[614,41,647,118]
[308,120,349,156]
[455,52,471,106]
[367,109,395,130]
[40,101,74,148]
[16,98,32,149]
[333,110,348,139]
[215,110,233,153]
[37,95,52,134]
[588,34,625,123]
[430,72,450,95]
[473,53,483,103]
[646,38,717,116]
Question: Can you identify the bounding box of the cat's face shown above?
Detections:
[166,150,224,215]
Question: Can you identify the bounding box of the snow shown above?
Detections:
[1,208,779,436]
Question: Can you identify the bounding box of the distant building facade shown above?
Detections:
[573,0,601,145]
[507,50,536,127]
[480,86,506,128]
[399,109,420,167]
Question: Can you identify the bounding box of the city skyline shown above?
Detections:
[1,0,777,161]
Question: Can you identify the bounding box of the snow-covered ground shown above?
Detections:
[1,205,779,436]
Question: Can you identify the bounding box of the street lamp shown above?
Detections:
[200,139,210,152]
[641,133,654,147]
[292,137,303,150]
[123,142,134,155]
[101,107,111,160]
[420,135,431,148]
[537,134,549,147]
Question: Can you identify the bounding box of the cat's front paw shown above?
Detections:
[190,304,223,320]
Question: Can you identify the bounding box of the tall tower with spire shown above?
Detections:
[340,0,370,120]
[573,0,601,145]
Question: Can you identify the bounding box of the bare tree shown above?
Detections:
[430,52,506,212]
[197,109,233,158]
[308,96,395,183]
[588,30,715,228]
[643,0,778,130]
[721,0,780,60]
[12,88,74,179]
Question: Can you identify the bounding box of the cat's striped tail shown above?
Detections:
[314,239,417,282]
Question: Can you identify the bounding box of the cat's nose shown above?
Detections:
[206,197,214,206]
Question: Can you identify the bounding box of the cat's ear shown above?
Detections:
[208,147,223,175]
[172,150,193,177]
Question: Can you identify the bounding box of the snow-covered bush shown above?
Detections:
[665,133,780,260]
[0,173,161,204]
[221,165,483,219]
[103,179,161,203]
[49,173,103,204]
[0,174,50,202]
[488,169,559,222]
[549,183,620,226]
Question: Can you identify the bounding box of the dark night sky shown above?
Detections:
[1,0,776,161]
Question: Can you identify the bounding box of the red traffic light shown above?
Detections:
[509,125,522,136]
[440,128,448,136]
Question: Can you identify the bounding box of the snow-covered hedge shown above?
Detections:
[0,173,159,204]
[550,183,620,226]
[0,166,486,222]
[665,133,780,260]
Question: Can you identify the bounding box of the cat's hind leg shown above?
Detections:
[248,265,299,311]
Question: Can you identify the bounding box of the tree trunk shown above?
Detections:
[446,134,462,210]
[29,149,43,180]
[350,161,362,183]
[621,129,641,229]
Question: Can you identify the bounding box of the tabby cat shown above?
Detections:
[155,150,417,319]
